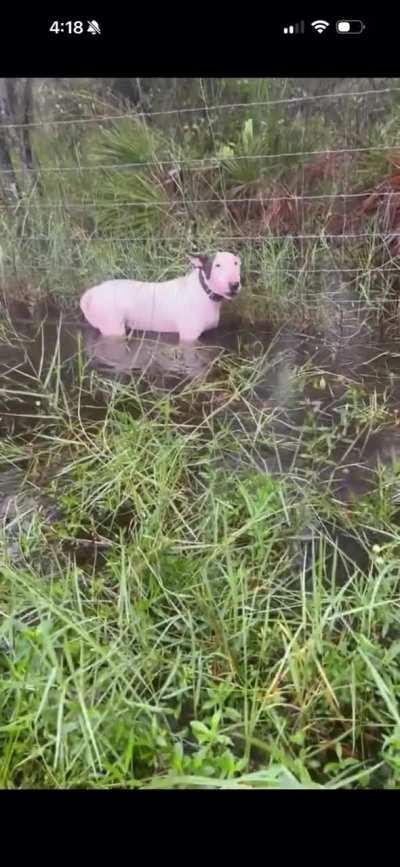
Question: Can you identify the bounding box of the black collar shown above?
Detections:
[198,268,223,302]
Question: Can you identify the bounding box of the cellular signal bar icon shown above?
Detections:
[283,21,305,35]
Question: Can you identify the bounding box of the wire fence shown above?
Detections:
[2,85,400,130]
[2,190,400,210]
[0,144,398,175]
[1,79,400,306]
[10,233,400,243]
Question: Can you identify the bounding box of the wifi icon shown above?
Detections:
[311,19,330,33]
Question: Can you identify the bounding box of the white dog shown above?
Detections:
[80,252,241,343]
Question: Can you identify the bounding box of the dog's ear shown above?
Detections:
[189,253,213,280]
[189,254,207,269]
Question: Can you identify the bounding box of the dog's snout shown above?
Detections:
[230,282,240,293]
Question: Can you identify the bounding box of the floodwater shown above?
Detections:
[2,274,400,584]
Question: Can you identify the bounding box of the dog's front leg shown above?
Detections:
[178,327,201,352]
[179,331,209,379]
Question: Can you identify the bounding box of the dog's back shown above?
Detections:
[80,278,184,335]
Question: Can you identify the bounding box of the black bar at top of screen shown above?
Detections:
[0,11,399,76]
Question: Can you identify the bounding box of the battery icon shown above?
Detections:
[336,20,365,33]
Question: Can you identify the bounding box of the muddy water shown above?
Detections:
[2,277,400,583]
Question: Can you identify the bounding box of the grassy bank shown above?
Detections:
[1,79,400,789]
[0,323,400,788]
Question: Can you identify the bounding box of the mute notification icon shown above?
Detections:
[87,20,101,35]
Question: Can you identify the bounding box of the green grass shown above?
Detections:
[2,78,400,328]
[1,78,400,789]
[1,332,400,789]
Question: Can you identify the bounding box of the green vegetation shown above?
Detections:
[1,78,400,789]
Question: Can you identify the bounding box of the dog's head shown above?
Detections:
[189,251,241,300]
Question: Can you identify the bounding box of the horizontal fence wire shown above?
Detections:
[0,145,399,175]
[13,233,400,242]
[14,266,400,275]
[2,191,400,210]
[1,86,399,130]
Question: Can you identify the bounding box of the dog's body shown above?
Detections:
[80,252,241,342]
[80,273,219,341]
